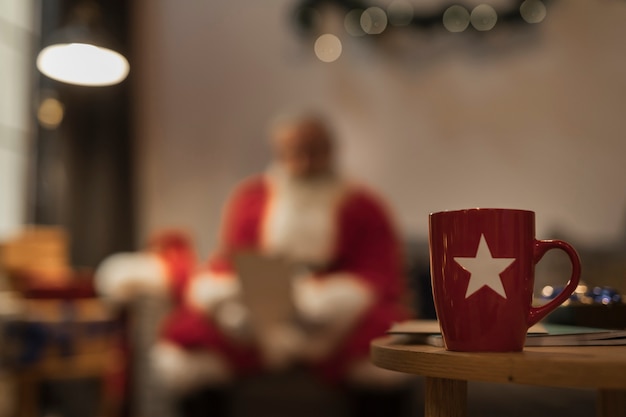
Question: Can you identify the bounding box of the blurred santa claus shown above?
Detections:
[95,111,415,417]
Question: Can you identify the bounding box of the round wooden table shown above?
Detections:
[371,335,626,417]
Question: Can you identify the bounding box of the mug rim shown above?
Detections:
[430,208,535,217]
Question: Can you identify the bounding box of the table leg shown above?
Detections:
[425,377,467,417]
[597,389,626,417]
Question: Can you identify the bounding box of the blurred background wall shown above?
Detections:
[132,0,626,261]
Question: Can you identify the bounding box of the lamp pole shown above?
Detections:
[31,0,136,268]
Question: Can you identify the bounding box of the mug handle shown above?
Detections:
[527,239,582,327]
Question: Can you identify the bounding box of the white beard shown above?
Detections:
[262,166,346,267]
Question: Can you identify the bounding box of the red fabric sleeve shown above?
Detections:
[314,186,414,382]
[207,176,269,273]
[334,186,409,307]
[148,230,197,304]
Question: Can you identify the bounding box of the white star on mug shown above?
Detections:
[454,234,515,299]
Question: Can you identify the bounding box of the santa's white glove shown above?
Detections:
[150,342,233,394]
[185,272,254,340]
[213,299,253,341]
[95,252,169,303]
[256,322,308,370]
[291,273,375,361]
[186,272,240,313]
[292,273,374,326]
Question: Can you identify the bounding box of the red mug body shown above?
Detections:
[429,208,581,352]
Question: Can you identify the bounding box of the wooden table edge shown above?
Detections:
[371,335,626,391]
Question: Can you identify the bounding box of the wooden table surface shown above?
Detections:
[371,335,626,417]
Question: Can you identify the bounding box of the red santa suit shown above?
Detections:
[159,166,413,383]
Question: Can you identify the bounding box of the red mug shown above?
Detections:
[429,208,581,351]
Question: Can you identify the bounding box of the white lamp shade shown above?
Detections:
[37,42,129,87]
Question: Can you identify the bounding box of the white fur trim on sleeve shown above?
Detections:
[94,252,169,302]
[185,271,241,314]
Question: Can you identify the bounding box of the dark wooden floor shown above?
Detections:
[32,372,597,417]
[230,373,596,417]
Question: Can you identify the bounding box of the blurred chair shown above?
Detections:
[11,297,124,417]
[0,227,127,417]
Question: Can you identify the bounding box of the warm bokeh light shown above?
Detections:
[520,0,547,24]
[360,7,388,35]
[541,285,554,298]
[443,5,470,33]
[470,4,497,31]
[387,0,413,27]
[37,43,130,86]
[37,96,65,129]
[314,34,342,62]
[344,9,366,36]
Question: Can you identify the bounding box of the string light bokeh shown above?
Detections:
[298,0,549,62]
